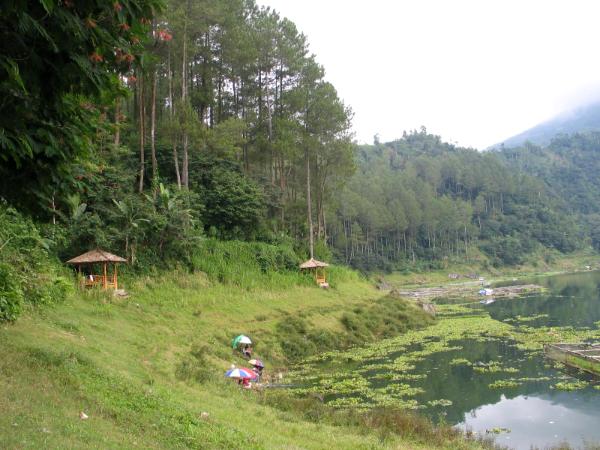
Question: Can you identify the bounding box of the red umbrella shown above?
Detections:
[238,367,258,379]
[225,368,257,379]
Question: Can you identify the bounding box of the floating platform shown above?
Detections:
[544,343,600,376]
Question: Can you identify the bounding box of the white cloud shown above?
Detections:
[258,0,600,148]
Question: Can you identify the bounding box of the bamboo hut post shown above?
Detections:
[114,263,118,289]
[103,262,107,289]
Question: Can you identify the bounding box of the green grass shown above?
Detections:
[0,240,490,449]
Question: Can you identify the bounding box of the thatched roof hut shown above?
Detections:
[299,258,329,286]
[67,249,126,290]
[66,249,127,264]
[299,258,329,269]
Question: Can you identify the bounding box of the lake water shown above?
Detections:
[303,271,600,450]
[424,271,600,449]
[408,336,600,449]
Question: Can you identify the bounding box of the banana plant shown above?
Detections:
[112,198,148,265]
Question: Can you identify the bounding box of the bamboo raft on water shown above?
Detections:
[544,343,600,376]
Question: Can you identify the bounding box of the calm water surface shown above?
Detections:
[434,271,600,449]
[328,271,600,449]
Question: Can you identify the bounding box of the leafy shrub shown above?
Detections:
[0,263,23,322]
[276,316,319,360]
[0,203,68,322]
[191,238,304,289]
[340,295,434,343]
[194,161,265,240]
[175,342,215,383]
[275,296,432,362]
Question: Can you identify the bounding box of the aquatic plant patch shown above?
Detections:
[449,358,472,366]
[488,380,521,389]
[552,381,588,391]
[288,296,600,413]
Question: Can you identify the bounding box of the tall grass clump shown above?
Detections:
[340,294,434,342]
[191,238,311,289]
[259,391,489,449]
[274,295,433,362]
[0,203,71,322]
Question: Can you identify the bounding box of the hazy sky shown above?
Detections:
[258,0,600,149]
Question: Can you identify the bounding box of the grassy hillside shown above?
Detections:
[0,242,487,450]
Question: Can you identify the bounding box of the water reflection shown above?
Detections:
[459,393,600,450]
[308,271,600,448]
[409,339,550,424]
[486,271,600,328]
[387,271,600,448]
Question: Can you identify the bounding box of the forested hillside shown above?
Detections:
[495,101,600,148]
[1,0,352,273]
[329,130,590,271]
[499,132,600,251]
[3,0,600,324]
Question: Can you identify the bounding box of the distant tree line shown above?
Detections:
[328,129,584,270]
[1,0,599,276]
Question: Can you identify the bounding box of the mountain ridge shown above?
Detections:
[491,101,600,148]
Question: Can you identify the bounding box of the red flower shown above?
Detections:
[85,18,97,29]
[128,75,137,84]
[115,49,135,64]
[119,23,130,31]
[157,29,173,41]
[113,2,122,12]
[89,52,103,63]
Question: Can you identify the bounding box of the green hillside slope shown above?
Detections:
[0,250,487,449]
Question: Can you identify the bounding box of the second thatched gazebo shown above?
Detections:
[66,249,127,290]
[299,258,329,286]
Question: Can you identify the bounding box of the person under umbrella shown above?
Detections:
[225,367,257,389]
[231,334,252,349]
[248,358,264,381]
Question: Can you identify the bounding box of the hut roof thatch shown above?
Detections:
[66,249,127,264]
[299,258,329,269]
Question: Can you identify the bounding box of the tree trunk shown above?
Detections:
[181,10,189,189]
[306,148,314,259]
[151,69,158,189]
[114,100,121,146]
[138,73,145,193]
[167,45,181,189]
[182,132,189,189]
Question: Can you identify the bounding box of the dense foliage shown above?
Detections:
[4,0,600,324]
[329,130,582,270]
[1,0,353,273]
[0,0,161,212]
[0,203,70,321]
[498,132,600,251]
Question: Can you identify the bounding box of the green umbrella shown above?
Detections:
[231,334,252,348]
